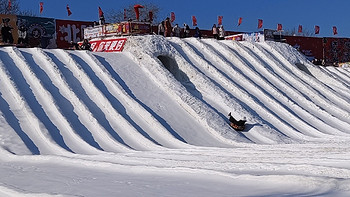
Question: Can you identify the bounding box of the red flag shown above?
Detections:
[66,4,72,16]
[192,16,197,26]
[149,11,153,22]
[134,4,144,21]
[8,0,11,10]
[315,25,320,34]
[171,12,175,23]
[333,26,338,35]
[218,16,223,26]
[98,7,104,17]
[298,25,303,33]
[258,19,263,29]
[124,9,127,20]
[277,24,282,31]
[238,17,242,26]
[40,2,44,14]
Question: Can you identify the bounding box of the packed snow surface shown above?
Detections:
[1,35,350,196]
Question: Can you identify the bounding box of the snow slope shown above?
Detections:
[1,35,350,196]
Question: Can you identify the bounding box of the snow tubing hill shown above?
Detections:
[1,35,350,155]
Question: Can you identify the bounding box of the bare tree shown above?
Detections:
[105,2,160,24]
[0,0,36,16]
[284,27,315,37]
[18,9,36,17]
[0,0,20,14]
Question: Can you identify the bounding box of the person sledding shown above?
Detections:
[228,112,246,131]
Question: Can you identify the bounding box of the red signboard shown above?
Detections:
[89,37,127,52]
[284,35,350,65]
[323,37,350,64]
[284,36,323,61]
[56,19,93,49]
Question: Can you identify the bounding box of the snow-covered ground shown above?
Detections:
[0,35,350,196]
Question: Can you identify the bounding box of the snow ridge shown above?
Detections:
[1,35,350,196]
[0,35,350,155]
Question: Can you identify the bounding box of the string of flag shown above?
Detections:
[189,14,339,36]
[15,2,340,36]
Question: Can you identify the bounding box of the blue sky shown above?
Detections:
[19,0,350,37]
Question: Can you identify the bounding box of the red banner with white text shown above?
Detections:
[89,37,127,52]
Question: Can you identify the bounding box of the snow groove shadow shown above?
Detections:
[257,43,350,124]
[0,92,39,154]
[170,39,295,140]
[197,40,316,136]
[45,52,103,150]
[156,54,243,134]
[158,55,203,99]
[0,50,72,153]
[21,51,98,153]
[170,43,261,131]
[239,42,350,134]
[195,40,304,132]
[227,42,345,135]
[69,53,159,146]
[226,43,316,123]
[94,55,187,143]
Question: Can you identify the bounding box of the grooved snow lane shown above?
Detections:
[1,36,350,197]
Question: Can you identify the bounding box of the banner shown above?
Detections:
[129,22,150,34]
[218,16,223,25]
[84,21,150,39]
[284,36,323,61]
[192,16,197,26]
[243,31,264,42]
[134,4,144,21]
[40,2,43,14]
[84,26,104,39]
[285,35,350,64]
[323,37,350,64]
[315,25,320,34]
[171,12,175,23]
[56,19,93,49]
[258,19,263,29]
[104,23,123,35]
[333,26,338,35]
[298,25,303,33]
[238,17,242,26]
[277,24,282,31]
[225,34,243,41]
[16,15,56,48]
[89,37,127,52]
[0,14,18,44]
[98,7,104,18]
[67,4,72,16]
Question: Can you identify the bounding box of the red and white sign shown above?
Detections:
[56,19,93,49]
[90,38,127,52]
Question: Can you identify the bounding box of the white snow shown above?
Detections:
[0,35,350,196]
